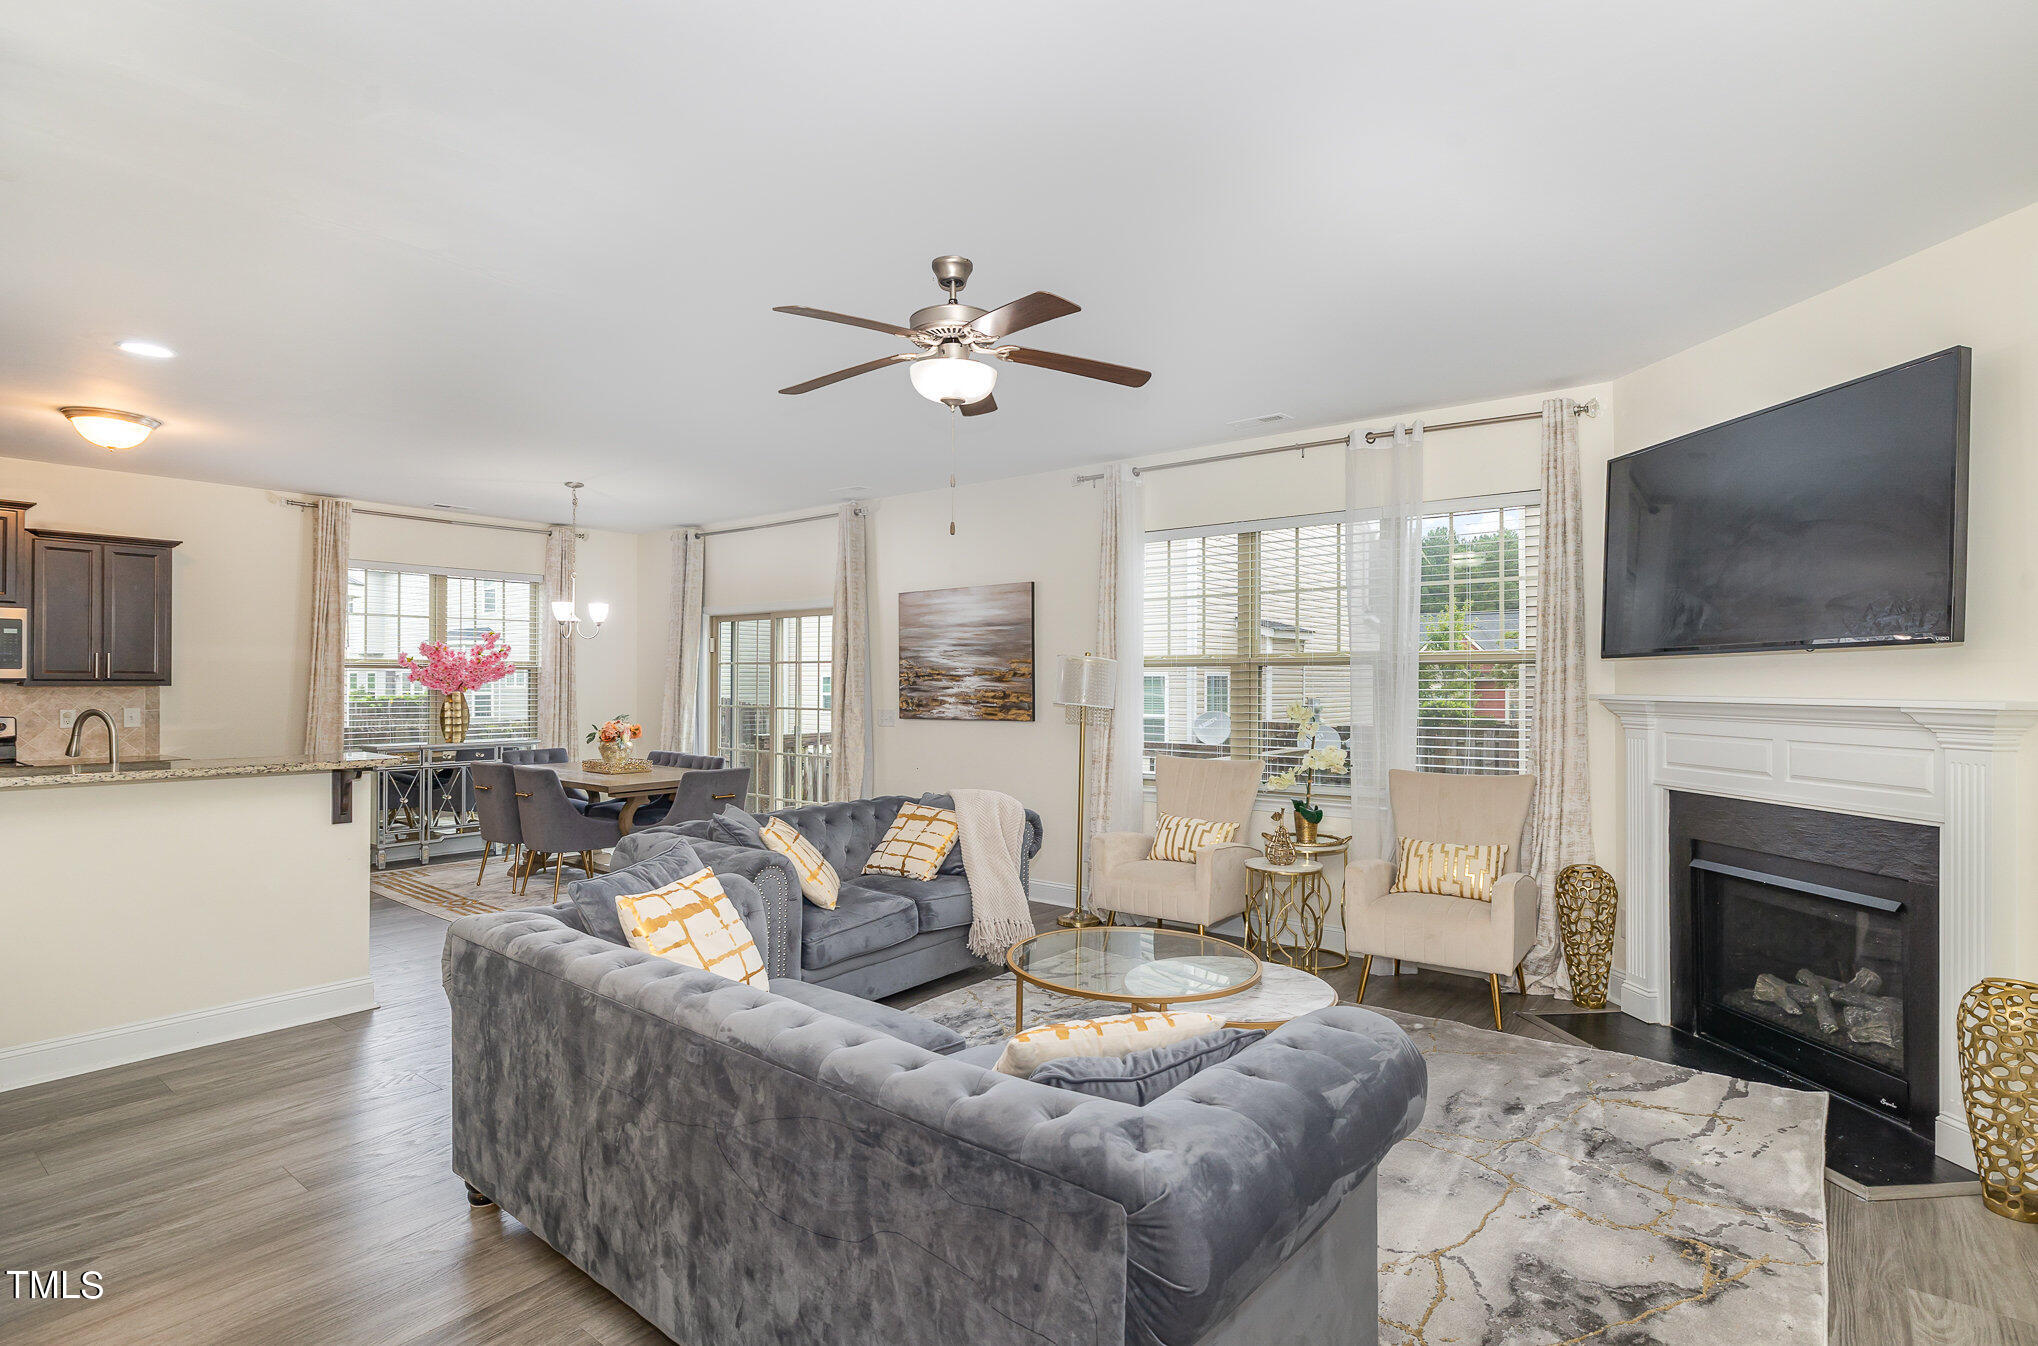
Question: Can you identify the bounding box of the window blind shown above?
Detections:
[1142,493,1539,793]
[343,564,542,749]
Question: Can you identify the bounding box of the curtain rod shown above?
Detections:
[1072,398,1600,484]
[280,498,583,538]
[701,510,836,539]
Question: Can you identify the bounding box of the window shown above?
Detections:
[344,564,540,749]
[1142,492,1539,793]
[713,610,833,811]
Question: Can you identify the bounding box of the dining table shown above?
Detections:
[540,762,695,835]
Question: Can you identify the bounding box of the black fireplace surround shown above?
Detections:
[1668,792,1938,1134]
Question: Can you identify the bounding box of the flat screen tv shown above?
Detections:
[1602,346,1969,658]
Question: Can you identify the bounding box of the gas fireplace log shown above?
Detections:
[1842,999,1902,1050]
[1826,968,1885,1007]
[1788,970,1842,1035]
[1753,973,1805,1016]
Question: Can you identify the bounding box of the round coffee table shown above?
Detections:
[1005,927,1260,1033]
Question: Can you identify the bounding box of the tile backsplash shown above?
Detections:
[0,685,161,763]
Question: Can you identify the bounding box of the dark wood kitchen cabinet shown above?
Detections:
[0,500,29,606]
[30,529,179,684]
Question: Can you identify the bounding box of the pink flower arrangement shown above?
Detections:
[587,715,644,745]
[399,631,515,695]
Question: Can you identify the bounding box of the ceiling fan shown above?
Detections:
[775,256,1151,416]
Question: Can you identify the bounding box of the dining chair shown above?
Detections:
[468,761,523,887]
[647,751,726,770]
[503,747,591,805]
[590,765,751,830]
[510,766,622,898]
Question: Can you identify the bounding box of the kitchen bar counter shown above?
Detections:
[0,749,397,789]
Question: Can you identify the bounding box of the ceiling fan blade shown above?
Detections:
[996,346,1151,388]
[960,394,998,417]
[969,291,1080,340]
[772,305,916,339]
[779,351,920,395]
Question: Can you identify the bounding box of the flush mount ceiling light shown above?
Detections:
[60,406,162,451]
[116,339,176,358]
[907,343,998,407]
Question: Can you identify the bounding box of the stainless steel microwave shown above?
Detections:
[0,605,26,680]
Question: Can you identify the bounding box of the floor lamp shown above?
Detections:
[1055,653,1116,929]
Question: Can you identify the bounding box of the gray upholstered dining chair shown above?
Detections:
[586,765,751,830]
[647,750,726,770]
[468,761,522,887]
[503,747,590,804]
[510,766,622,898]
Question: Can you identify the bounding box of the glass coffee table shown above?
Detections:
[1004,927,1262,1033]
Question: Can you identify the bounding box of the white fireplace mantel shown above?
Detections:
[1596,694,2038,1168]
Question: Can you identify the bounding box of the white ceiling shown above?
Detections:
[4,3,2036,531]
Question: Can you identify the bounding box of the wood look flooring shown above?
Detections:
[2,897,2031,1345]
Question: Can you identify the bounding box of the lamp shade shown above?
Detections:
[908,354,997,406]
[1055,654,1118,710]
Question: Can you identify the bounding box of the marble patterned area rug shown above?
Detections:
[909,985,1829,1345]
[369,856,592,921]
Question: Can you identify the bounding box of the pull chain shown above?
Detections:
[948,403,959,536]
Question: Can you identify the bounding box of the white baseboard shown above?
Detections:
[1935,1111,1979,1172]
[0,977,379,1094]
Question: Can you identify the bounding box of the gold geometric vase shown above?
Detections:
[1958,977,2038,1222]
[1554,863,1619,1010]
[437,692,471,744]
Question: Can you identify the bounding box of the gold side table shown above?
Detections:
[1245,856,1333,973]
[1292,839,1353,971]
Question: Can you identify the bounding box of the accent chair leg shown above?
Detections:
[1355,954,1373,1004]
[580,850,594,880]
[1488,974,1505,1032]
[464,1180,495,1209]
[1196,923,1206,936]
[1516,960,1528,995]
[476,842,490,887]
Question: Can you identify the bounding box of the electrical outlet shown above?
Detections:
[124,707,143,728]
[59,709,76,728]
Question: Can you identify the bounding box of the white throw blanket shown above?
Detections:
[953,788,1032,959]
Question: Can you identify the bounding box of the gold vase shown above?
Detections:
[1555,863,1618,1010]
[1958,977,2038,1222]
[598,738,629,771]
[1294,814,1319,845]
[437,693,471,744]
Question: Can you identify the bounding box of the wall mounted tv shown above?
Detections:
[1602,346,1970,659]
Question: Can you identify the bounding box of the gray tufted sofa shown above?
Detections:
[443,903,1428,1346]
[609,793,1045,1000]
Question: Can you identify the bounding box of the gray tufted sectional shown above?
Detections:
[441,798,1429,1345]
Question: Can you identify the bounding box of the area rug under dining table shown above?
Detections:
[908,980,1829,1345]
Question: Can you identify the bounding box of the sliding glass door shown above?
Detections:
[712,610,833,811]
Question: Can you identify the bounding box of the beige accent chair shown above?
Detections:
[1089,755,1265,933]
[1346,769,1537,1030]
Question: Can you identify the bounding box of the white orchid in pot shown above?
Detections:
[1264,699,1347,844]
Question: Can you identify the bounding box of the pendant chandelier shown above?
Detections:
[551,482,608,640]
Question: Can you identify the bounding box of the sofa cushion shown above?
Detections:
[1149,811,1240,862]
[992,1010,1227,1076]
[761,816,842,909]
[765,797,904,877]
[799,888,918,971]
[862,801,959,880]
[615,868,768,989]
[709,804,765,849]
[566,840,705,945]
[1393,836,1507,902]
[770,980,968,1055]
[841,871,974,934]
[919,792,972,876]
[1029,1027,1267,1105]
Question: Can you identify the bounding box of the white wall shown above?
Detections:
[1590,200,2038,978]
[0,454,639,755]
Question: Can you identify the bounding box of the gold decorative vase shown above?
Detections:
[1958,977,2038,1222]
[1294,814,1319,845]
[1555,863,1618,1010]
[437,693,471,744]
[1261,813,1298,866]
[598,738,629,771]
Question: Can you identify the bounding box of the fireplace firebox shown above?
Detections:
[1669,793,1938,1134]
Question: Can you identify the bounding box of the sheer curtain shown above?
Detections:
[1521,398,1592,995]
[302,497,352,756]
[658,527,706,754]
[538,525,577,750]
[1346,422,1424,858]
[829,502,872,801]
[1086,464,1145,834]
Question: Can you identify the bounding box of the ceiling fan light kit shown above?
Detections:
[775,256,1151,416]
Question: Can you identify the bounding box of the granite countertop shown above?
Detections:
[0,751,401,790]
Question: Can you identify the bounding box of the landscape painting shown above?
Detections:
[898,582,1035,721]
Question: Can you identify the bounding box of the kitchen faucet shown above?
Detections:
[65,708,119,772]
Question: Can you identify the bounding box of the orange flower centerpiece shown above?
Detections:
[586,714,645,772]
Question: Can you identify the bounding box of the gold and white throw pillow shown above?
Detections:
[614,867,768,988]
[1393,837,1508,902]
[992,1010,1227,1077]
[760,816,840,909]
[862,802,960,881]
[1148,812,1240,863]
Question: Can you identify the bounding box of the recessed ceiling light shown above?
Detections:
[116,339,176,359]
